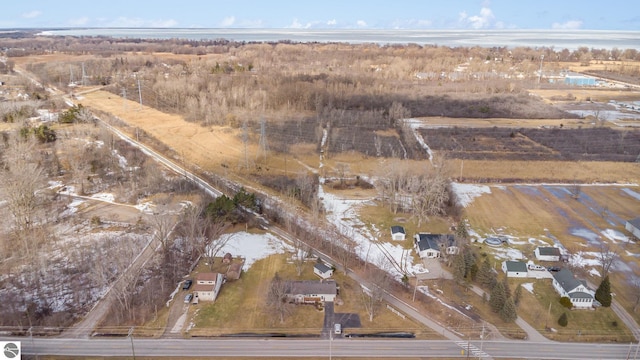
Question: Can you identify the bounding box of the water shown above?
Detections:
[39,28,640,51]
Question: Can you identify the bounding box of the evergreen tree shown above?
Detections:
[477,258,496,288]
[452,254,466,283]
[595,275,612,307]
[513,284,523,307]
[490,281,507,313]
[499,297,518,322]
[455,219,469,240]
[558,312,568,327]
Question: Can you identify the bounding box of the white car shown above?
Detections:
[184,293,193,303]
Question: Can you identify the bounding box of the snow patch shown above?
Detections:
[217,232,288,271]
[601,229,630,244]
[451,183,491,207]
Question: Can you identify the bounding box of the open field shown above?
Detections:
[463,184,640,326]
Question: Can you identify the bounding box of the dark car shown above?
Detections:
[182,279,193,290]
[547,266,561,272]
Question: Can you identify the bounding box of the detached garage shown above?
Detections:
[502,261,528,278]
[626,217,640,239]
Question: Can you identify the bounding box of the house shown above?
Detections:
[414,233,458,259]
[391,226,406,241]
[192,272,225,302]
[551,269,595,309]
[284,280,337,304]
[626,217,640,239]
[535,247,561,262]
[314,262,334,279]
[502,261,528,278]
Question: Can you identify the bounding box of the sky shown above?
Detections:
[1,0,639,31]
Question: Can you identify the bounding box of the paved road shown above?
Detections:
[6,337,638,359]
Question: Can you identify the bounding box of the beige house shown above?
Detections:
[193,272,225,302]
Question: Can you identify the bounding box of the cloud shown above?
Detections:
[69,17,90,26]
[327,19,337,26]
[390,19,432,29]
[356,20,367,27]
[460,7,495,29]
[288,18,314,29]
[220,16,235,27]
[22,10,42,19]
[552,20,583,29]
[106,17,178,27]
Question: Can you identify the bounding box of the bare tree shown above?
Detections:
[361,255,391,322]
[204,220,231,272]
[598,243,618,279]
[266,273,293,324]
[292,237,310,276]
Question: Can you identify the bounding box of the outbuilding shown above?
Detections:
[625,217,640,239]
[502,261,528,278]
[535,247,561,262]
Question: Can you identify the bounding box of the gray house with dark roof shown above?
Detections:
[626,217,640,239]
[551,269,594,309]
[284,280,337,304]
[414,233,458,259]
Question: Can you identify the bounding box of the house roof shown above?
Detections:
[391,225,406,235]
[537,247,561,256]
[314,262,332,273]
[415,233,455,252]
[285,280,337,296]
[193,283,215,292]
[569,291,594,299]
[628,217,640,230]
[552,269,585,293]
[504,261,527,272]
[197,272,220,282]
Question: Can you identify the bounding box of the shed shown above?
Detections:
[535,247,561,262]
[391,225,406,241]
[314,262,334,279]
[626,217,640,239]
[502,261,528,278]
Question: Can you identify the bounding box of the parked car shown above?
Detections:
[184,293,193,303]
[527,263,545,271]
[183,279,193,290]
[547,266,561,272]
[334,323,342,335]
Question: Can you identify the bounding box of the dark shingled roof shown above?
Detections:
[415,233,455,252]
[504,261,527,272]
[628,217,640,230]
[552,268,586,293]
[314,262,332,273]
[538,247,561,256]
[391,225,406,234]
[285,280,337,296]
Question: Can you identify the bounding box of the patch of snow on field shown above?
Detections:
[319,186,414,280]
[569,251,601,268]
[217,232,287,270]
[589,268,601,277]
[91,192,115,202]
[404,118,433,162]
[491,247,524,261]
[451,183,491,207]
[135,201,155,214]
[62,198,85,216]
[601,229,630,244]
[622,188,640,201]
[570,228,600,243]
[522,283,534,294]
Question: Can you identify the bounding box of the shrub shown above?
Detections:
[558,313,568,327]
[559,296,573,309]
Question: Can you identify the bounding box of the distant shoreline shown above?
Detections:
[25,28,639,51]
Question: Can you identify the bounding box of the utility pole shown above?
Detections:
[413,276,420,302]
[538,54,545,84]
[257,116,269,164]
[242,119,249,170]
[137,79,143,109]
[128,327,136,360]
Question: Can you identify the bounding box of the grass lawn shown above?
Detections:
[516,279,634,342]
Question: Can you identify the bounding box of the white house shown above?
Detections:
[193,272,225,302]
[626,217,640,239]
[284,280,337,304]
[502,261,528,278]
[391,225,406,241]
[535,247,561,262]
[551,269,594,309]
[314,262,334,279]
[414,233,458,259]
